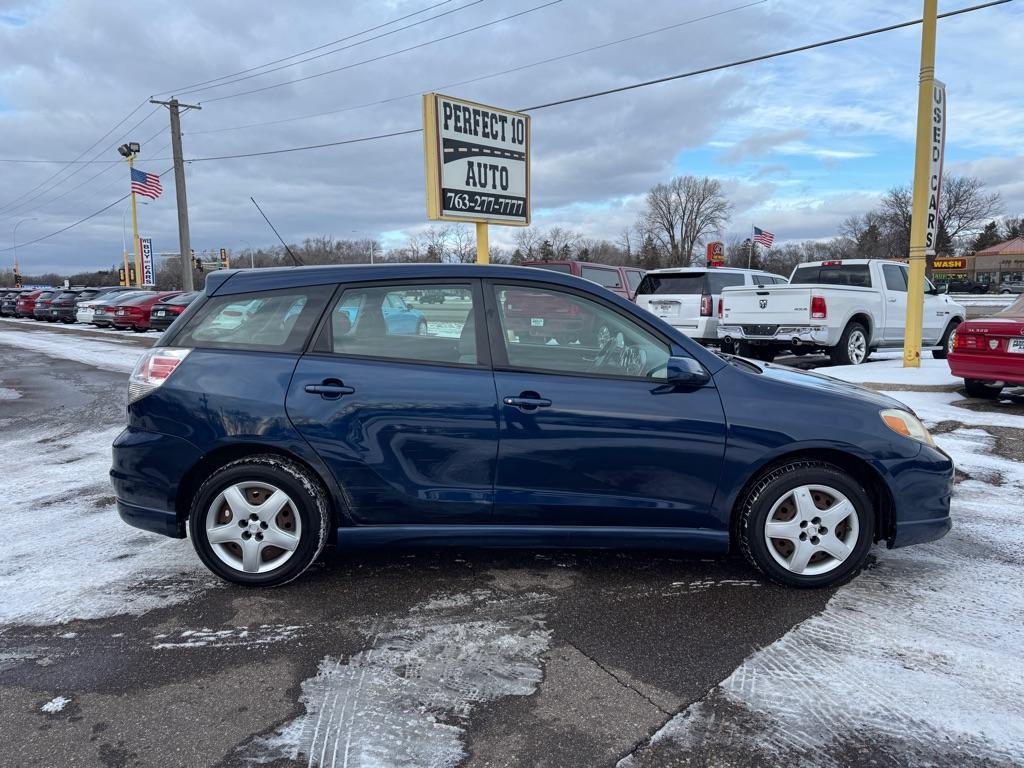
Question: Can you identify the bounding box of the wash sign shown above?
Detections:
[925,81,946,256]
[423,93,530,226]
[140,237,155,285]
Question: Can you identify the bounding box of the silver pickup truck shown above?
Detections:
[716,259,966,365]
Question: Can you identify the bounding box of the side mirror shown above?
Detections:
[939,283,949,294]
[666,356,711,387]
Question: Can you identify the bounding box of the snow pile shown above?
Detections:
[623,402,1024,766]
[40,696,70,714]
[243,589,551,768]
[823,350,961,387]
[0,423,209,625]
[0,329,144,373]
[0,387,21,400]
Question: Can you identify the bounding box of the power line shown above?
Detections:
[0,167,174,254]
[178,0,1011,162]
[173,0,486,99]
[0,106,162,218]
[200,0,563,104]
[154,0,457,96]
[188,0,766,136]
[0,100,155,213]
[5,0,1011,253]
[520,0,1015,111]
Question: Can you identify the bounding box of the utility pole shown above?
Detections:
[903,0,939,368]
[150,98,201,292]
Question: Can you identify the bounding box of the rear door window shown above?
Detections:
[882,264,908,292]
[316,284,479,366]
[705,273,746,293]
[636,274,706,295]
[173,286,333,353]
[625,270,644,292]
[581,265,623,289]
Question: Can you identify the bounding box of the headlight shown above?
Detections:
[880,408,935,447]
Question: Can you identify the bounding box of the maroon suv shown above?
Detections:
[15,289,49,318]
[522,260,645,301]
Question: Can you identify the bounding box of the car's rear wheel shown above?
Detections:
[188,455,330,586]
[738,460,874,588]
[964,378,1003,399]
[829,322,869,366]
[416,319,428,336]
[932,319,960,359]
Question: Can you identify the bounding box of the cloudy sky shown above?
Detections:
[1,0,1022,273]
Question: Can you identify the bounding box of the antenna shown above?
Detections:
[250,196,304,266]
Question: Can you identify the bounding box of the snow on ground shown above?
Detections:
[823,350,962,387]
[40,696,71,714]
[0,316,150,340]
[0,329,144,373]
[0,422,211,625]
[0,387,21,400]
[242,589,552,768]
[623,377,1024,767]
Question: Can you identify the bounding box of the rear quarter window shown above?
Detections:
[580,265,623,289]
[791,264,872,287]
[171,286,333,353]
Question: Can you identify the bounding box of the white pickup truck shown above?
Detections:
[716,259,966,365]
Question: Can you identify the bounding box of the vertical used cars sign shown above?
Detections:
[423,92,530,225]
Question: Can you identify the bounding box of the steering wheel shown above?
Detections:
[590,331,626,372]
[621,345,648,377]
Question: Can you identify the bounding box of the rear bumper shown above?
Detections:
[717,324,830,346]
[110,427,204,539]
[51,307,76,321]
[948,352,1024,385]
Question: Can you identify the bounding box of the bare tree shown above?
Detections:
[643,175,731,267]
[513,227,543,259]
[449,226,476,263]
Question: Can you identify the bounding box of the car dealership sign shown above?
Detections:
[925,80,946,256]
[423,93,530,226]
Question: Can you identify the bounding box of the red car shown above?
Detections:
[948,295,1024,398]
[15,289,49,318]
[522,260,646,301]
[111,291,182,332]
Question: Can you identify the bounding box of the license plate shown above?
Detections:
[531,318,544,327]
[155,310,165,317]
[1009,337,1024,354]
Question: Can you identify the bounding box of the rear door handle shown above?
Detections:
[305,380,355,399]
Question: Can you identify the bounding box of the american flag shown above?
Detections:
[753,226,774,248]
[130,167,163,199]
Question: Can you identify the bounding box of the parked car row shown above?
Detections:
[0,286,199,332]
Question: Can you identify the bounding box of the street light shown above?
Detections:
[238,240,254,268]
[351,230,376,264]
[12,217,37,284]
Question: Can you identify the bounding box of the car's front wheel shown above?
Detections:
[738,460,874,588]
[188,455,330,586]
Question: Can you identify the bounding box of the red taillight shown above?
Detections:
[128,347,192,403]
[821,260,843,266]
[717,297,724,319]
[811,296,827,319]
[954,332,979,350]
[700,294,712,317]
[170,306,186,314]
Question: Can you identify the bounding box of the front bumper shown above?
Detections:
[886,444,954,548]
[717,324,830,346]
[111,427,204,538]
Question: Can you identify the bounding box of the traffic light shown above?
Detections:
[219,248,229,270]
[13,270,22,289]
[128,266,137,285]
[194,256,204,272]
[118,268,127,286]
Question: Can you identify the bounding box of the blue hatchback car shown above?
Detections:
[111,264,953,588]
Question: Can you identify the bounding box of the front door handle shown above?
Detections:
[305,379,355,400]
[503,393,552,410]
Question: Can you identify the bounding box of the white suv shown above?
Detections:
[635,267,788,347]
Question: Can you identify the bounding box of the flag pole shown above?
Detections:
[748,224,755,269]
[128,157,143,287]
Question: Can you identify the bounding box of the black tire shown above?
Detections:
[932,319,960,360]
[131,325,146,333]
[738,460,875,588]
[789,347,810,357]
[829,321,869,366]
[964,378,1003,399]
[719,340,736,355]
[753,348,776,363]
[188,455,330,587]
[415,319,428,336]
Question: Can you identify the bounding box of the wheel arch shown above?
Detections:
[845,312,874,343]
[174,443,342,536]
[727,448,895,548]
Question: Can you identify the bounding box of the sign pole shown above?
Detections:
[903,0,940,368]
[476,222,489,264]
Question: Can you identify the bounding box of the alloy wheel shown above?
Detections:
[762,484,860,576]
[848,329,867,364]
[205,481,302,574]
